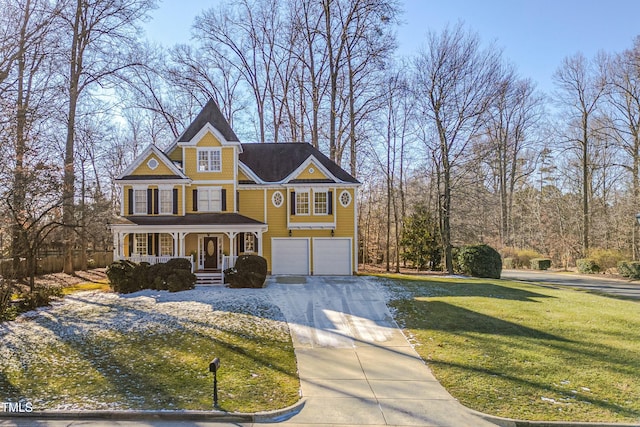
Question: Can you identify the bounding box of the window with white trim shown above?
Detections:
[272,191,283,207]
[244,233,256,252]
[134,233,147,255]
[159,189,173,214]
[296,191,309,215]
[159,234,173,256]
[198,187,222,212]
[314,191,328,215]
[134,189,147,214]
[340,190,352,207]
[197,148,222,172]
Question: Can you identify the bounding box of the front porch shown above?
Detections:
[111,213,267,285]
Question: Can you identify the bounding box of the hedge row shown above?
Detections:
[106,258,196,294]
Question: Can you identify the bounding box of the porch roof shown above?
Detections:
[113,213,266,227]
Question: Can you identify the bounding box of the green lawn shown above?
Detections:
[0,290,299,413]
[378,273,640,422]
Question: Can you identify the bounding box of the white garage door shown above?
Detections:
[271,238,310,275]
[313,238,352,275]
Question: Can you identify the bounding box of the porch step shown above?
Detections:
[196,272,223,286]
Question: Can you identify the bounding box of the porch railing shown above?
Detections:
[222,256,238,272]
[119,256,195,272]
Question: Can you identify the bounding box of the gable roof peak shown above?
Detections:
[177,98,239,143]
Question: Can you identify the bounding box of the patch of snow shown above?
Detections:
[0,285,290,410]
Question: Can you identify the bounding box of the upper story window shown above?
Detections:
[198,187,222,212]
[133,189,147,214]
[295,191,309,215]
[197,148,222,172]
[159,189,173,214]
[314,191,328,215]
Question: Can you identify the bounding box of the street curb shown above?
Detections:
[0,397,306,423]
[469,408,640,427]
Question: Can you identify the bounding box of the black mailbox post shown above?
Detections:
[209,357,220,408]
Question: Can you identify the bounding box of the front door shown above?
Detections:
[203,236,218,269]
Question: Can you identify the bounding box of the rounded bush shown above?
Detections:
[225,255,267,288]
[456,244,502,279]
[576,258,600,274]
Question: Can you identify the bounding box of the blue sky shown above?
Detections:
[143,0,640,94]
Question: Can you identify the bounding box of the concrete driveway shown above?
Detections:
[262,275,499,427]
[502,269,640,299]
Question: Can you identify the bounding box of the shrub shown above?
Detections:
[456,244,502,279]
[530,258,552,270]
[107,259,195,294]
[516,249,543,269]
[618,261,640,279]
[588,248,625,272]
[577,258,600,274]
[225,255,268,288]
[17,286,63,312]
[165,258,193,271]
[166,270,197,292]
[0,278,17,322]
[106,260,138,293]
[503,257,514,269]
[500,248,544,269]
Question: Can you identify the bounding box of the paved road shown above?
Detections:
[502,269,640,299]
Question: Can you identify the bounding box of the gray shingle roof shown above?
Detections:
[239,143,359,184]
[178,98,239,143]
[121,213,265,226]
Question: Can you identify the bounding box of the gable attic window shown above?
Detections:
[197,148,222,172]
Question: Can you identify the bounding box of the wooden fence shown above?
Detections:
[0,251,113,277]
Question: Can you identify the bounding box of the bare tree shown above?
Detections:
[604,38,640,259]
[553,52,606,257]
[60,0,156,274]
[482,71,544,247]
[413,24,502,274]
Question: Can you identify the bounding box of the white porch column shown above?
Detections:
[118,232,126,259]
[225,232,238,258]
[172,232,179,256]
[257,231,264,256]
[179,232,188,257]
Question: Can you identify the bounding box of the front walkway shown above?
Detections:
[263,275,498,427]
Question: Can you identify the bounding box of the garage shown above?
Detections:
[313,238,352,275]
[271,238,310,275]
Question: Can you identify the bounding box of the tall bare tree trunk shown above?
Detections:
[62,0,83,274]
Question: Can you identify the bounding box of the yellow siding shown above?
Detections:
[167,146,182,162]
[295,162,329,180]
[131,155,175,176]
[238,169,251,181]
[183,146,236,180]
[123,185,131,215]
[335,188,355,237]
[238,189,265,222]
[186,184,235,214]
[198,131,223,147]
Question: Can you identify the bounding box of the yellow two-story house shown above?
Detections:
[110,99,360,283]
